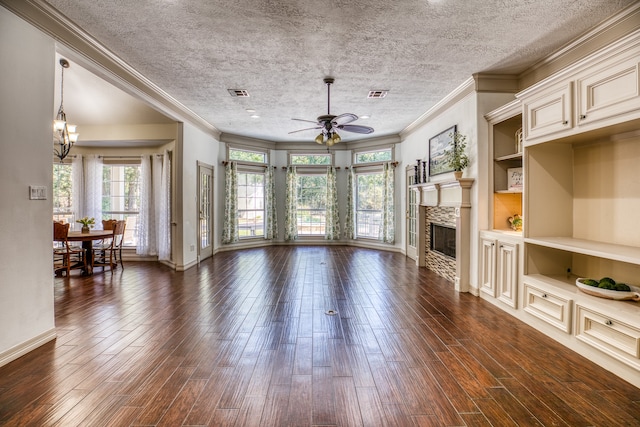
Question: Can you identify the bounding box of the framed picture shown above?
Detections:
[507,167,523,191]
[429,125,456,176]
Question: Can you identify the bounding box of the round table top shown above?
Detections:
[67,229,113,241]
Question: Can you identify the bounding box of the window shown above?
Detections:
[229,148,267,164]
[290,153,331,165]
[354,148,392,164]
[237,171,265,238]
[102,164,140,247]
[53,163,74,224]
[289,153,332,236]
[297,174,327,235]
[355,171,384,238]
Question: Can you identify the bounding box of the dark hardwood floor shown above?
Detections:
[1,246,639,426]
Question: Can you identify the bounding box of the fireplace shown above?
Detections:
[412,178,473,292]
[430,223,456,259]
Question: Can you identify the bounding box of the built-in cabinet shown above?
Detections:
[480,231,519,309]
[480,29,640,388]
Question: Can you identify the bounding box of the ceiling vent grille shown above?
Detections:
[228,89,250,97]
[367,90,388,99]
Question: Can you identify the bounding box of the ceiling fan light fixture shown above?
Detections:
[315,133,324,144]
[331,132,341,145]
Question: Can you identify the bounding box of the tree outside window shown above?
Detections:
[102,164,140,246]
[237,172,265,238]
[53,163,73,224]
[356,172,384,238]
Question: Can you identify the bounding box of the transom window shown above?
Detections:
[229,148,267,164]
[290,153,332,165]
[354,148,392,164]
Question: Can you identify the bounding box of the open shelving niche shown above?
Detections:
[485,99,523,234]
[524,127,640,289]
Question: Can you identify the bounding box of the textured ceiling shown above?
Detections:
[46,0,637,144]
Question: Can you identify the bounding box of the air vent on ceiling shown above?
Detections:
[367,90,388,99]
[228,89,250,97]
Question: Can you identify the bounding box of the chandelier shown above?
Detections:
[53,58,79,162]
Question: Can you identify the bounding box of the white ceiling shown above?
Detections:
[46,0,637,144]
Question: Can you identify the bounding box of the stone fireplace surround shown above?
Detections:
[411,179,474,292]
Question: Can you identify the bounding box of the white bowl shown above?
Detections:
[576,278,640,301]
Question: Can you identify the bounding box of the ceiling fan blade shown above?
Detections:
[332,113,358,126]
[337,124,375,134]
[292,118,319,124]
[288,126,322,134]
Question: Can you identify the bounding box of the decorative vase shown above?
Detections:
[454,170,463,180]
[81,226,90,234]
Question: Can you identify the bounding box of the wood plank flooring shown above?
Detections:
[1,246,639,426]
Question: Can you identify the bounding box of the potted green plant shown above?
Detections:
[443,131,469,179]
[76,216,95,233]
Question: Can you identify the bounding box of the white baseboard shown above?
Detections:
[0,328,57,368]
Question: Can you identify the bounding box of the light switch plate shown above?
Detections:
[29,185,47,200]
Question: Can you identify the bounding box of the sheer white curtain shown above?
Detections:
[137,155,155,255]
[71,155,84,229]
[84,155,102,224]
[157,150,171,261]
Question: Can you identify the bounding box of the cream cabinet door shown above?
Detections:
[480,238,497,298]
[496,241,518,308]
[576,57,640,127]
[522,82,573,143]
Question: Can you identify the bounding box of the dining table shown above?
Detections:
[66,229,113,275]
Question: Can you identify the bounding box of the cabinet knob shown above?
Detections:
[562,120,568,125]
[605,320,613,326]
[579,114,586,120]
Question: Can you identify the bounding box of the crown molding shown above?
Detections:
[519,1,640,87]
[0,0,221,140]
[400,77,476,138]
[220,133,277,150]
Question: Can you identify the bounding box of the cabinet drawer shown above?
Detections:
[575,304,640,369]
[523,283,572,333]
[576,57,640,127]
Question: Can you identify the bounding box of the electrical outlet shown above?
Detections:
[190,245,195,251]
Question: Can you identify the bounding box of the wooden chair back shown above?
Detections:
[53,221,70,242]
[102,219,117,231]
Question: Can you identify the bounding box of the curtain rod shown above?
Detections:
[222,161,275,168]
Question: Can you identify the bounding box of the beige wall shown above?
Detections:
[0,7,57,364]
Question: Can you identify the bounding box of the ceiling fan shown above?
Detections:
[289,77,374,146]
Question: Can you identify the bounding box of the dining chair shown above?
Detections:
[102,219,117,231]
[92,219,126,272]
[53,221,86,276]
[112,220,126,269]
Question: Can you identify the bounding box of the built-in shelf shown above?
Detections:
[525,237,640,265]
[495,189,522,194]
[495,153,523,162]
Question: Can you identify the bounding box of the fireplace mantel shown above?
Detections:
[410,178,474,208]
[410,178,474,292]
